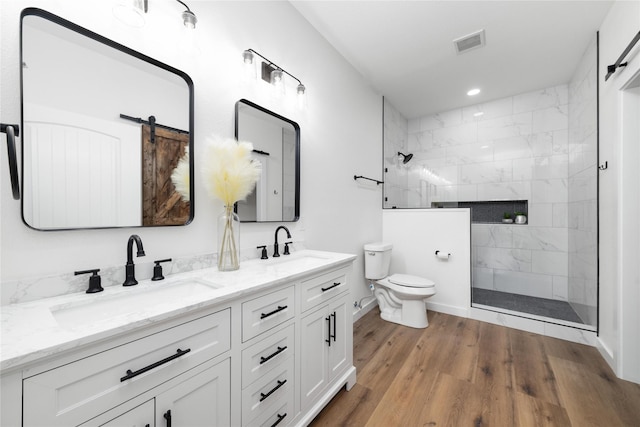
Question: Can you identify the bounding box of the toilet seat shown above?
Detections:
[388,274,435,288]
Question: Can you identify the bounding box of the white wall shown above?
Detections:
[0,1,382,308]
[599,1,640,378]
[382,209,471,317]
[597,0,640,381]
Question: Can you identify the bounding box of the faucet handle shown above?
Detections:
[75,269,103,294]
[152,258,172,281]
[256,246,268,260]
[284,242,292,255]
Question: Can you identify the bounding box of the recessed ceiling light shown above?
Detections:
[467,88,481,96]
[473,111,484,117]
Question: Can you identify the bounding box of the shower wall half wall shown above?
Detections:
[383,50,597,328]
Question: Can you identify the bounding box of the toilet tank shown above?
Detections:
[364,242,393,280]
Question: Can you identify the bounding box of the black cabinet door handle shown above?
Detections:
[260,379,287,402]
[261,305,287,319]
[260,346,288,365]
[321,282,341,292]
[331,312,337,342]
[270,413,287,427]
[120,348,191,382]
[164,410,172,427]
[325,316,331,347]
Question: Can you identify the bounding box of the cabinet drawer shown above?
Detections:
[242,287,294,342]
[300,267,348,312]
[242,324,294,388]
[245,396,293,427]
[242,357,294,426]
[23,309,231,427]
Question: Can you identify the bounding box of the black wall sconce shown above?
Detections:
[113,0,197,29]
[242,48,306,100]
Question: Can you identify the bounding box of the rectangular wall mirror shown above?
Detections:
[20,8,194,230]
[235,99,300,222]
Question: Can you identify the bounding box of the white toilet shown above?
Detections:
[364,242,436,328]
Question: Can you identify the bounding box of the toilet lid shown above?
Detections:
[388,274,435,288]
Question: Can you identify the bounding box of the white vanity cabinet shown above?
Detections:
[1,251,356,427]
[83,357,230,427]
[240,288,296,426]
[22,309,231,426]
[299,268,352,413]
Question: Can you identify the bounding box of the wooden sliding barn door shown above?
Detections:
[142,125,190,226]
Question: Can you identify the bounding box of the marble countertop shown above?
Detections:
[0,250,356,372]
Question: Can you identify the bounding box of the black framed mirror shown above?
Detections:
[20,8,194,230]
[234,99,300,222]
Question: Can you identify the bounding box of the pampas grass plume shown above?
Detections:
[203,136,261,206]
[171,147,190,201]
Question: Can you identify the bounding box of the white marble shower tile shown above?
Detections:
[459,160,512,184]
[512,158,534,181]
[477,181,531,201]
[476,247,531,272]
[494,270,553,299]
[408,130,434,152]
[527,203,553,227]
[552,275,569,300]
[513,85,569,113]
[432,122,477,147]
[532,250,568,276]
[532,104,569,133]
[473,267,495,289]
[532,179,568,203]
[462,97,514,122]
[445,142,494,165]
[533,155,569,180]
[457,184,478,201]
[552,203,568,228]
[473,224,513,248]
[478,112,533,142]
[420,109,463,131]
[552,129,569,154]
[512,227,568,252]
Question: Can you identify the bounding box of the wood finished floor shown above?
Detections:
[310,308,640,427]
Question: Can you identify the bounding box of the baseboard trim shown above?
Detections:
[425,301,469,318]
[352,298,377,322]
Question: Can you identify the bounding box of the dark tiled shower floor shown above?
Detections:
[472,288,584,324]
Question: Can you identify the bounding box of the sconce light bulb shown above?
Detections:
[243,50,254,64]
[182,10,197,29]
[271,69,283,85]
[297,83,306,95]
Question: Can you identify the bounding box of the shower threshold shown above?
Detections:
[471,288,596,331]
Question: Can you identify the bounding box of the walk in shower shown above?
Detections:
[383,35,598,331]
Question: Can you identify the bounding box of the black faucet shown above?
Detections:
[123,234,145,286]
[273,226,291,257]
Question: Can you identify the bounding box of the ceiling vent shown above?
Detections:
[453,29,486,54]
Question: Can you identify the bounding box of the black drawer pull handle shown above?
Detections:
[261,305,287,319]
[120,348,191,382]
[270,413,287,427]
[260,346,288,364]
[325,316,331,347]
[321,282,341,292]
[260,379,287,402]
[331,312,337,342]
[164,410,172,427]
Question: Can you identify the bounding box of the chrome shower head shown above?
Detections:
[398,152,413,164]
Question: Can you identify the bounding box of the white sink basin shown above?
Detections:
[50,279,223,330]
[264,253,330,269]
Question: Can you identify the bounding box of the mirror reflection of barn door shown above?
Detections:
[141,125,189,226]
